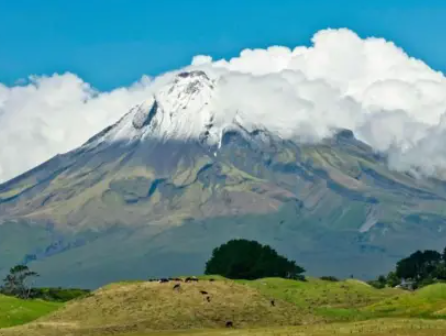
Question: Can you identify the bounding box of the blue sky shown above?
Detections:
[1,0,446,90]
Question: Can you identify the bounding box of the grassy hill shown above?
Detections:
[1,278,446,336]
[365,283,446,318]
[240,277,402,321]
[0,294,61,328]
[0,278,312,336]
[124,319,446,336]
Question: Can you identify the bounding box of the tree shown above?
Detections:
[442,246,446,264]
[396,250,441,283]
[1,265,39,299]
[369,275,387,289]
[433,263,446,281]
[205,239,305,280]
[386,271,400,287]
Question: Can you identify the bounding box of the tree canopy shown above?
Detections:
[205,239,305,280]
[396,250,442,282]
[370,247,446,289]
[1,265,39,299]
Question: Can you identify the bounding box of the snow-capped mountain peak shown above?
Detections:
[85,70,217,146]
[85,70,266,149]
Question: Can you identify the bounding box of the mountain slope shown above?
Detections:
[1,71,446,287]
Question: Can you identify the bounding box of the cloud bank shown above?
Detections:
[2,28,446,182]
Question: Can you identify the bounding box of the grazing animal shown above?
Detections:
[200,290,208,295]
[206,296,211,302]
[270,299,275,307]
[173,278,182,282]
[185,277,199,283]
[225,321,233,328]
[173,284,181,291]
[159,278,169,283]
[209,279,215,282]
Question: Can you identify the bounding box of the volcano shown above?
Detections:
[2,70,446,288]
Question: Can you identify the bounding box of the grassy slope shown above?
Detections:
[4,278,312,335]
[239,277,402,321]
[4,319,446,336]
[2,278,446,335]
[124,319,446,336]
[0,294,61,328]
[366,283,446,318]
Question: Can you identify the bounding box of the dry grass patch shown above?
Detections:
[0,279,314,335]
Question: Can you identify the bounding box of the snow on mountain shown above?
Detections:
[84,70,270,150]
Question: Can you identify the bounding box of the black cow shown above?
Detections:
[225,321,233,328]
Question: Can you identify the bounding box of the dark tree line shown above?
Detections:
[370,247,446,289]
[205,239,305,280]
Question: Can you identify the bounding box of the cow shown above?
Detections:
[225,321,233,328]
[185,277,199,283]
[200,290,208,295]
[173,284,181,291]
[270,299,275,307]
[206,296,211,302]
[159,278,169,283]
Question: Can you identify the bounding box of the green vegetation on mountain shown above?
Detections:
[3,132,446,286]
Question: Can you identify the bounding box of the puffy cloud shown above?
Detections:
[187,28,446,177]
[0,73,155,182]
[2,28,446,182]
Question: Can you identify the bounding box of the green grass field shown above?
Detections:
[239,277,402,321]
[1,277,446,335]
[0,294,61,328]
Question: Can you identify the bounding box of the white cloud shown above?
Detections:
[0,73,155,182]
[188,28,446,177]
[2,28,446,182]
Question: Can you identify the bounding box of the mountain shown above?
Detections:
[2,70,446,288]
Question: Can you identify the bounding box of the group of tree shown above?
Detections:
[0,265,39,299]
[205,239,305,280]
[0,265,89,301]
[370,248,446,289]
[9,239,445,298]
